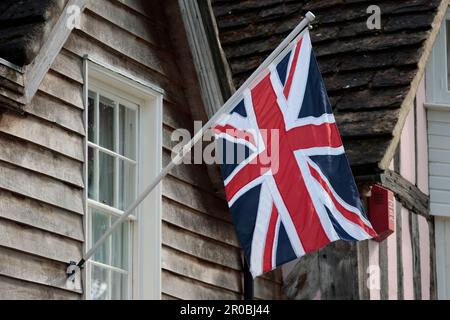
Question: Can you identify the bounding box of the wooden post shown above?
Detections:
[243,259,254,300]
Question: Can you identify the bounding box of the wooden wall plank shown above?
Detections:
[79,11,166,77]
[161,293,179,300]
[0,162,84,215]
[401,208,414,300]
[50,49,84,85]
[410,212,422,299]
[163,197,238,247]
[0,275,80,300]
[254,277,282,300]
[162,270,241,300]
[0,217,82,263]
[163,151,223,197]
[0,132,84,188]
[25,92,85,136]
[162,222,241,271]
[114,0,152,18]
[0,112,84,162]
[86,0,162,47]
[0,189,84,242]
[0,246,82,293]
[39,71,84,109]
[64,32,184,106]
[162,245,242,293]
[163,100,193,129]
[163,175,231,223]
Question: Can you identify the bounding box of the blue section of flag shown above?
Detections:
[324,206,357,241]
[276,222,297,267]
[298,52,332,118]
[217,138,252,180]
[309,154,365,215]
[276,49,292,86]
[231,99,247,117]
[230,184,262,263]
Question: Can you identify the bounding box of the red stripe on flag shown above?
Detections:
[283,37,304,99]
[308,163,377,238]
[263,205,279,273]
[287,122,343,150]
[251,75,329,252]
[214,124,257,147]
[225,159,269,202]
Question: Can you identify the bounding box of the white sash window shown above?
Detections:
[85,61,163,300]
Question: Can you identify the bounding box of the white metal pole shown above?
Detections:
[68,11,316,277]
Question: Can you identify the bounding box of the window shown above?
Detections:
[85,61,163,300]
[427,10,450,104]
[87,88,138,299]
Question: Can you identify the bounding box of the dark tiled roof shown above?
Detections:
[0,0,66,66]
[212,0,445,176]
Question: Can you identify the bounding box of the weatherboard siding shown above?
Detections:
[0,52,85,298]
[0,0,281,299]
[428,108,450,217]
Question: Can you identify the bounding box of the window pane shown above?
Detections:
[119,104,137,159]
[88,91,96,143]
[111,216,129,270]
[99,151,115,207]
[88,147,97,201]
[91,209,110,264]
[99,95,115,151]
[118,160,136,210]
[111,272,128,300]
[91,265,109,300]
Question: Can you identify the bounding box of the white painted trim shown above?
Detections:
[178,0,225,117]
[87,56,165,96]
[426,10,450,104]
[85,59,162,300]
[82,56,89,300]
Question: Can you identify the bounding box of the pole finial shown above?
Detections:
[305,11,316,23]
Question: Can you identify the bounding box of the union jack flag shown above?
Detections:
[214,30,377,278]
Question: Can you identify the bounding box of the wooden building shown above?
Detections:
[0,0,449,300]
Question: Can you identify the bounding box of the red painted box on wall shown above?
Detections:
[368,185,395,242]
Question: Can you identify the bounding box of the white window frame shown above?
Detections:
[426,10,450,105]
[83,59,163,300]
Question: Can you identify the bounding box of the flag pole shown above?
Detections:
[67,11,316,279]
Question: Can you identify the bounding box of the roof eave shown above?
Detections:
[0,0,88,113]
[379,0,449,171]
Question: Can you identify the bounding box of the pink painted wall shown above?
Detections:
[416,77,431,299]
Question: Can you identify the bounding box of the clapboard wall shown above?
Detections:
[0,0,282,299]
[428,109,450,216]
[428,108,450,298]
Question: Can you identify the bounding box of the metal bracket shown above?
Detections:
[66,261,81,283]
